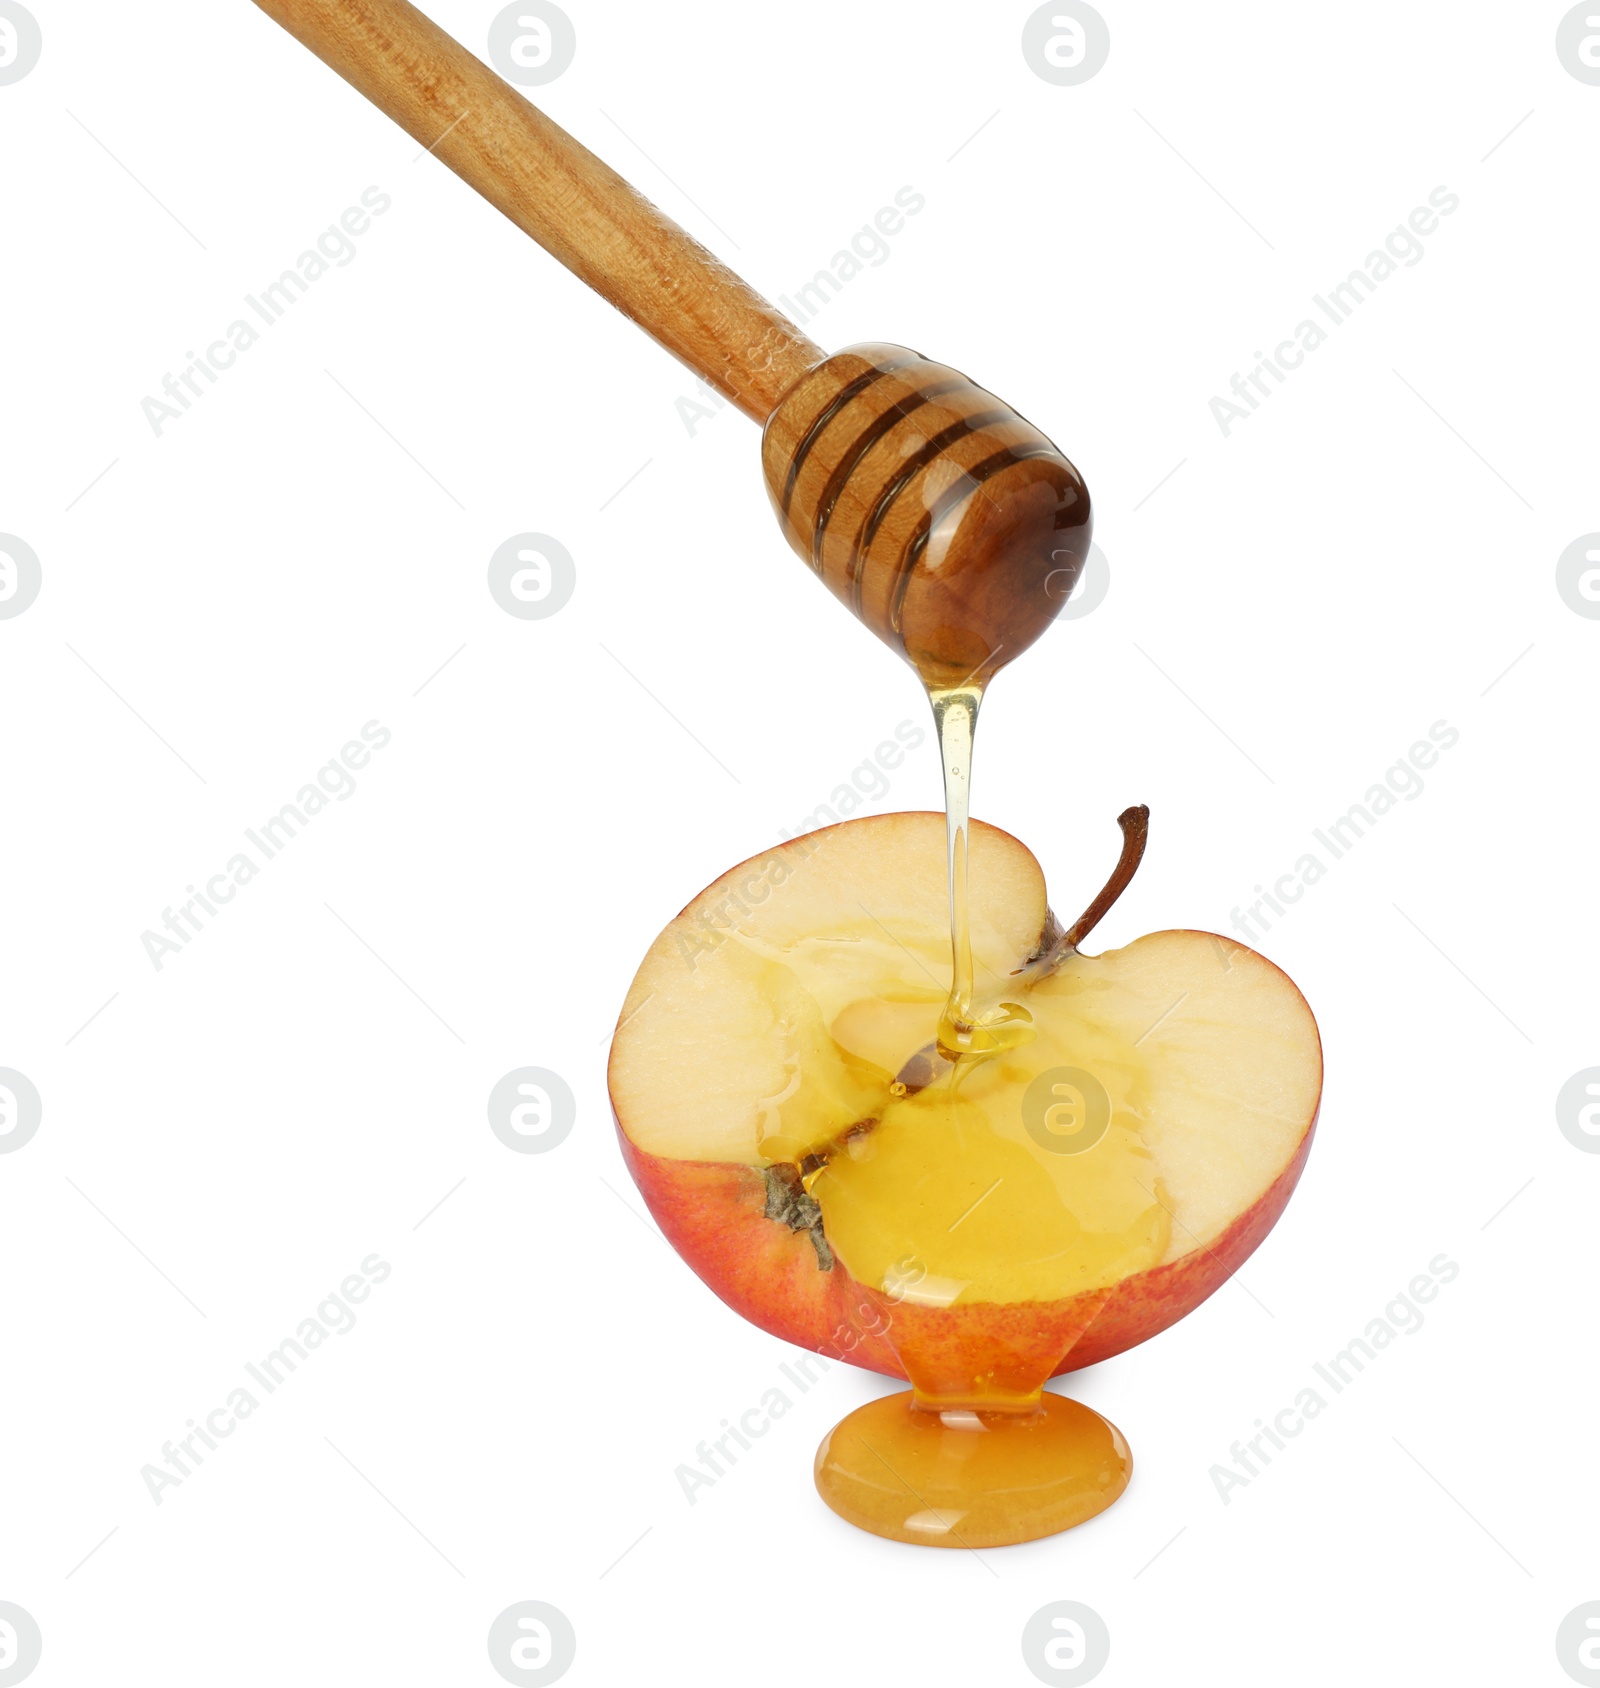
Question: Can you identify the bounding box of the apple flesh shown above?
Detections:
[609,812,1321,1395]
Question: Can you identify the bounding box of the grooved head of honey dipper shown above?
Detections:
[761,343,1091,690]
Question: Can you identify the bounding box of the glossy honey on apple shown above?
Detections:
[729,848,1169,1543]
[801,621,1151,1538]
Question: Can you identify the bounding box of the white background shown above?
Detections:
[2,1,1597,1683]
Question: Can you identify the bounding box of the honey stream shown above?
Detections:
[810,682,1151,1546]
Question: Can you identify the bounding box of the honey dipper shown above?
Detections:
[251,0,1093,689]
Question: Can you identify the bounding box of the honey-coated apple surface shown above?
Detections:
[610,813,1322,1406]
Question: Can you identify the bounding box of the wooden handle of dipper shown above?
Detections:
[249,0,1093,688]
[251,0,822,419]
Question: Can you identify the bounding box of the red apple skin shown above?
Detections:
[616,1103,1318,1384]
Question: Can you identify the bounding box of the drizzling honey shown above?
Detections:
[929,684,1035,1061]
[782,913,1165,1541]
[721,735,1167,1541]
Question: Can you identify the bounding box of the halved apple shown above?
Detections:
[609,812,1321,1398]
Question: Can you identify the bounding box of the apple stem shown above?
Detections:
[1063,806,1149,951]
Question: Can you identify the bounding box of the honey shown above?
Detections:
[719,693,1166,1541]
[814,1392,1130,1550]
